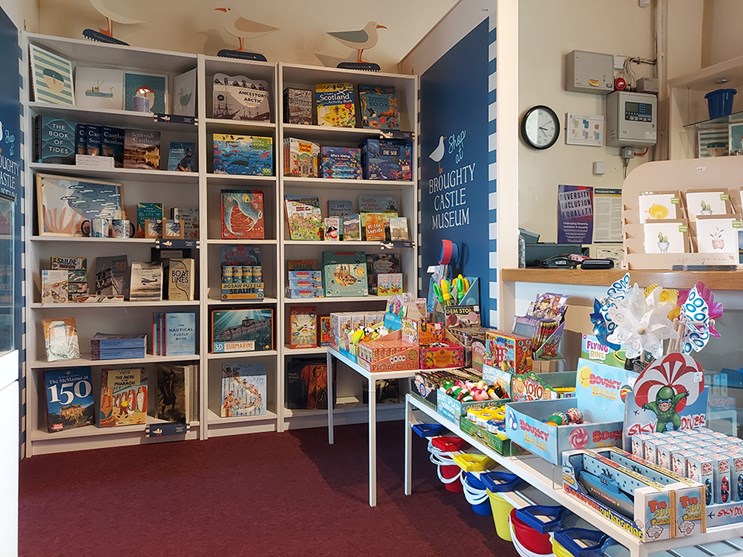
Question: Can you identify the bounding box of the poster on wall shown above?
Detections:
[419,19,491,323]
[557,185,594,244]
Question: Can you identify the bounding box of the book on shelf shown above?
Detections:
[358,85,399,130]
[33,115,75,164]
[100,126,125,167]
[212,133,273,176]
[167,141,195,172]
[170,208,199,240]
[358,194,398,215]
[377,273,403,296]
[73,66,124,110]
[41,270,68,303]
[44,367,95,433]
[212,73,270,121]
[85,125,101,156]
[285,358,330,410]
[289,305,318,349]
[75,124,87,155]
[156,363,190,423]
[167,258,195,301]
[284,87,313,125]
[327,200,353,217]
[90,332,147,360]
[320,316,331,346]
[320,146,362,180]
[123,129,161,170]
[322,251,368,297]
[362,138,413,181]
[95,255,129,298]
[173,68,197,117]
[362,212,388,241]
[221,190,265,239]
[50,258,88,301]
[164,312,197,356]
[283,138,320,177]
[129,262,162,301]
[210,308,273,353]
[315,83,355,128]
[342,214,361,241]
[285,195,322,241]
[366,253,401,296]
[323,217,340,241]
[99,366,148,427]
[42,317,80,362]
[136,202,163,238]
[389,216,409,241]
[221,362,266,417]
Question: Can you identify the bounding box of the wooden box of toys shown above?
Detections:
[419,342,465,369]
[436,378,509,423]
[356,330,419,373]
[485,330,533,374]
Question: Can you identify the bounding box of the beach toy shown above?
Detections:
[565,408,583,424]
[462,472,493,516]
[412,423,444,439]
[553,528,607,557]
[452,452,495,473]
[509,508,554,556]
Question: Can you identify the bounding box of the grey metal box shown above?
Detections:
[565,50,614,94]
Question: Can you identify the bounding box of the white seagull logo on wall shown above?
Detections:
[429,135,445,174]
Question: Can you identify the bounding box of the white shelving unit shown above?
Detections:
[277,62,418,431]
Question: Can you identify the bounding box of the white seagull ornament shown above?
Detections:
[214,8,278,51]
[327,21,387,63]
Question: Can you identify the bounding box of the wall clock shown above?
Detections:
[521,105,560,149]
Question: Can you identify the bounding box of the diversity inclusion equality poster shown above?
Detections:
[419,19,491,323]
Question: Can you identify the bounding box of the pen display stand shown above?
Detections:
[430,276,479,323]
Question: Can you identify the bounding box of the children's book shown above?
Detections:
[358,85,399,130]
[41,269,68,303]
[29,44,74,106]
[99,366,148,427]
[285,359,329,409]
[366,253,401,295]
[211,308,274,353]
[321,146,362,180]
[377,273,403,296]
[212,73,270,121]
[283,138,320,177]
[389,216,409,241]
[363,212,387,241]
[44,367,95,432]
[164,312,196,356]
[324,217,340,241]
[136,202,163,238]
[74,66,124,110]
[285,195,322,241]
[342,214,361,241]
[42,317,80,362]
[167,142,195,172]
[171,207,199,239]
[129,262,162,301]
[212,134,273,176]
[173,68,197,117]
[100,126,125,167]
[221,363,267,417]
[284,87,313,125]
[315,83,355,128]
[322,251,368,297]
[123,129,161,170]
[33,115,75,164]
[289,306,318,349]
[221,190,265,239]
[358,195,398,214]
[156,363,189,423]
[168,258,195,301]
[327,200,353,217]
[94,255,129,298]
[320,316,331,346]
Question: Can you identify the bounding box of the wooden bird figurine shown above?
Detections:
[327,21,387,63]
[214,8,278,52]
[89,0,143,37]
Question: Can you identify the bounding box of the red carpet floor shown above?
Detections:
[19,422,519,557]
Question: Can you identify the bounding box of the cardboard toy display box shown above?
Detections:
[509,371,576,401]
[436,388,508,424]
[356,330,419,372]
[419,342,464,369]
[410,367,481,405]
[459,414,512,455]
[445,326,490,370]
[485,330,533,374]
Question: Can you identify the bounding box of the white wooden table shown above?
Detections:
[325,347,417,507]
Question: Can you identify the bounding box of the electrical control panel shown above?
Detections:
[565,50,614,94]
[606,91,657,147]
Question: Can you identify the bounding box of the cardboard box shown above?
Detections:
[419,342,464,369]
[505,398,623,465]
[485,330,533,374]
[361,138,412,181]
[459,414,512,455]
[402,316,443,345]
[411,367,478,405]
[508,371,576,402]
[356,330,418,372]
[436,388,504,423]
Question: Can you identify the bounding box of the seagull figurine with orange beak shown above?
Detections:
[328,21,386,63]
[214,7,278,52]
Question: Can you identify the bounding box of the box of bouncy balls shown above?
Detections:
[436,375,510,424]
[504,358,636,465]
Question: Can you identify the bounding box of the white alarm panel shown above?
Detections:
[606,91,657,147]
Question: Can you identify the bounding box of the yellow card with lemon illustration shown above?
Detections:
[638,191,684,224]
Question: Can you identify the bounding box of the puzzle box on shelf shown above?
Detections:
[212,134,273,176]
[220,245,264,300]
[90,333,146,360]
[361,138,412,181]
[212,73,270,122]
[210,308,273,354]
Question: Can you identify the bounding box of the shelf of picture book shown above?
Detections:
[283,137,412,182]
[35,174,199,240]
[40,252,196,304]
[285,252,403,299]
[39,311,196,363]
[284,194,409,242]
[33,115,196,172]
[41,362,198,435]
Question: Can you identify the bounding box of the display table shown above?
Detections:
[325,347,417,507]
[404,394,743,557]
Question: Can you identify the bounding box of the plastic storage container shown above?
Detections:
[705,88,737,119]
[428,436,465,493]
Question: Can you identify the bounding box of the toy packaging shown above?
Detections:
[356,330,419,372]
[361,138,412,181]
[315,83,355,128]
[419,342,464,369]
[508,371,576,402]
[221,190,265,240]
[321,146,362,180]
[485,330,533,374]
[358,84,399,130]
[210,308,273,353]
[322,251,368,297]
[283,137,319,177]
[212,133,273,176]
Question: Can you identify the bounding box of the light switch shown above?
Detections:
[593,160,606,175]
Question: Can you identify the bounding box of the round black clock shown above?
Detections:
[521,105,560,149]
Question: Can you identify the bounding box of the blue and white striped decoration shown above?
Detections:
[487,16,498,327]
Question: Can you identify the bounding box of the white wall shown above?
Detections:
[701,0,743,67]
[0,0,38,31]
[518,0,656,243]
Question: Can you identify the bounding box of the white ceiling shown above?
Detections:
[39,0,460,70]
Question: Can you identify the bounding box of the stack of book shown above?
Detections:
[152,312,197,356]
[90,333,146,360]
[287,270,323,299]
